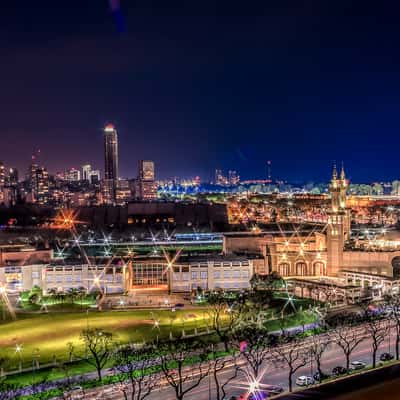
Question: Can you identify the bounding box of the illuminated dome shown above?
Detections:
[104,123,115,132]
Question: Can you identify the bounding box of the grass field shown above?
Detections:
[0,308,211,371]
[0,295,318,385]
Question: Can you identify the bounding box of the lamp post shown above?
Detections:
[15,344,23,371]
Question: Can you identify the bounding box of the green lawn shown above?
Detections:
[0,297,319,388]
[0,308,210,371]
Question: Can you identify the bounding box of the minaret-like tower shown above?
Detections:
[339,164,351,239]
[326,163,350,276]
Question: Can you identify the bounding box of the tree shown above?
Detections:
[273,337,309,392]
[309,334,330,379]
[207,292,244,352]
[80,328,114,381]
[208,348,241,400]
[364,313,389,368]
[157,339,211,400]
[384,294,400,360]
[231,326,270,379]
[112,344,158,400]
[330,321,366,371]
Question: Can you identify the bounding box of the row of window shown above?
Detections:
[47,275,123,283]
[173,281,249,290]
[173,270,249,281]
[188,261,250,268]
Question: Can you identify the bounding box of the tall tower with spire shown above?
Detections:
[326,163,351,276]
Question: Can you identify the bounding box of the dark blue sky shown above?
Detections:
[1,0,400,182]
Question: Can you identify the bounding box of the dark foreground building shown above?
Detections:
[76,201,228,230]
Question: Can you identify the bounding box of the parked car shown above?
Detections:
[332,366,347,376]
[380,352,394,361]
[174,303,185,308]
[350,361,366,370]
[295,376,314,386]
[313,371,330,382]
[265,385,284,395]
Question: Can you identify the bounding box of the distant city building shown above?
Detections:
[138,160,155,181]
[228,170,240,185]
[8,168,18,186]
[103,124,119,204]
[29,164,49,204]
[82,164,92,181]
[116,179,132,204]
[5,167,19,205]
[0,162,5,189]
[0,162,5,204]
[215,169,228,185]
[137,160,157,200]
[64,168,81,182]
[90,169,101,184]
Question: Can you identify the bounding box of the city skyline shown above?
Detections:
[2,1,400,181]
[2,3,400,400]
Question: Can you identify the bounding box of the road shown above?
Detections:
[83,327,399,400]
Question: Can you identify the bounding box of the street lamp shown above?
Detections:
[15,344,23,371]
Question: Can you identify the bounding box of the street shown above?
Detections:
[82,326,399,400]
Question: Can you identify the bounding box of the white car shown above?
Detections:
[296,376,314,386]
[350,361,366,370]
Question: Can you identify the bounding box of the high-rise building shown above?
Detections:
[215,169,228,185]
[90,170,101,184]
[8,168,18,186]
[137,160,157,200]
[0,162,5,204]
[116,179,132,204]
[6,168,19,205]
[266,160,272,183]
[103,124,119,203]
[64,168,81,182]
[138,160,154,181]
[82,164,92,181]
[29,164,49,204]
[0,162,5,189]
[228,170,240,185]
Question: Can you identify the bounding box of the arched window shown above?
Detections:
[296,262,307,276]
[313,262,326,276]
[278,263,290,277]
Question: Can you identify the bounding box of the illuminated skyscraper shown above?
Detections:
[103,124,119,203]
[82,164,92,181]
[64,168,81,182]
[228,170,240,185]
[137,160,157,200]
[215,169,228,185]
[29,164,49,204]
[8,168,18,186]
[0,162,5,189]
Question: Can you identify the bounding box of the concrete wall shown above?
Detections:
[342,250,400,276]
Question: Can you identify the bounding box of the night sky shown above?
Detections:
[2,0,400,182]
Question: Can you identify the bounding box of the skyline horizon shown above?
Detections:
[1,145,398,185]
